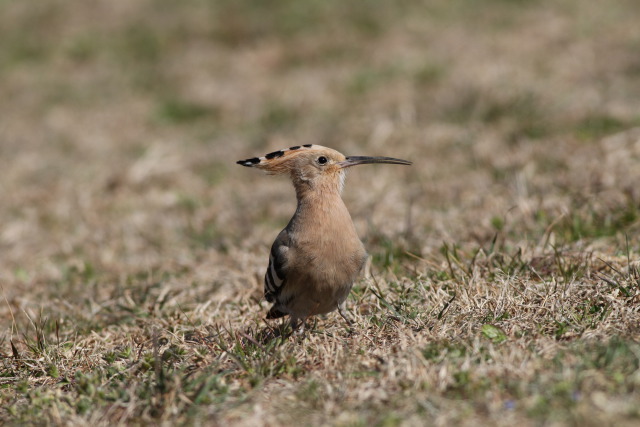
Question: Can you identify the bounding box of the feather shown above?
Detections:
[264,229,289,303]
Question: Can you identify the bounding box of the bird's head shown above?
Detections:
[237,144,411,195]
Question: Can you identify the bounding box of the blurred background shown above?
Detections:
[1,0,640,303]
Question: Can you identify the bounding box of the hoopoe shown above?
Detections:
[237,145,411,332]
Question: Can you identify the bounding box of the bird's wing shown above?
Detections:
[264,229,290,303]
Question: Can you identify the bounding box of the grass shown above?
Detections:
[1,0,640,425]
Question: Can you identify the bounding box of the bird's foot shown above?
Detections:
[338,303,356,333]
[290,317,306,336]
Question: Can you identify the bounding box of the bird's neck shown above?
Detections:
[290,180,351,227]
[296,188,341,213]
[293,176,344,204]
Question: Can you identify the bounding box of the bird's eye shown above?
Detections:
[317,156,328,165]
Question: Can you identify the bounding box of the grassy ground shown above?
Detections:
[1,0,640,425]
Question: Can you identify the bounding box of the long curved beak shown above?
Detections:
[339,156,412,169]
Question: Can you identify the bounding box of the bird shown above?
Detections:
[237,144,412,333]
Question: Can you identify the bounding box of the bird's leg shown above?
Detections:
[290,316,305,335]
[338,301,354,327]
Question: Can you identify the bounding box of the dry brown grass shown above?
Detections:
[1,0,640,425]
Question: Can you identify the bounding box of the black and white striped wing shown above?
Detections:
[264,230,289,303]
